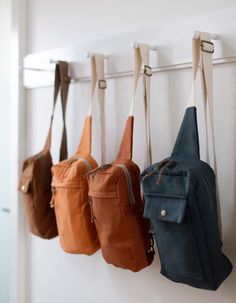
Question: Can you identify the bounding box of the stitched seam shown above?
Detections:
[117,182,137,270]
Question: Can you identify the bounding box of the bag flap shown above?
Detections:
[144,194,187,224]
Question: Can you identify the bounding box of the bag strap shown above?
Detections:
[188,32,222,237]
[116,44,152,162]
[76,115,92,156]
[188,33,216,166]
[43,61,70,161]
[85,54,106,163]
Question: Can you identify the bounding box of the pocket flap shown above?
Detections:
[18,178,32,194]
[144,194,187,224]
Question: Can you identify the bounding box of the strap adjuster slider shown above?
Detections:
[98,80,107,89]
[144,65,152,77]
[201,40,214,54]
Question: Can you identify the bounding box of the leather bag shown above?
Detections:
[141,33,232,290]
[87,44,154,272]
[18,61,70,239]
[50,54,106,254]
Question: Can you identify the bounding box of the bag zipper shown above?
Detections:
[87,163,136,207]
[141,160,176,184]
[50,187,56,208]
[88,196,94,223]
[86,164,112,179]
[50,157,92,208]
[191,167,214,212]
[116,164,136,204]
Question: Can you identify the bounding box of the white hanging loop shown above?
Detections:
[86,53,107,165]
[129,42,157,167]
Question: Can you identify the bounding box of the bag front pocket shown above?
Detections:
[52,182,99,254]
[88,190,119,234]
[89,190,138,269]
[144,193,204,280]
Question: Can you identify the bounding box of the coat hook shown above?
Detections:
[132,42,158,51]
[86,52,109,59]
[49,58,59,64]
[193,31,220,40]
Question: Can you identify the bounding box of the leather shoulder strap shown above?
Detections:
[76,116,92,155]
[115,116,134,161]
[116,44,152,162]
[43,61,70,161]
[86,54,106,163]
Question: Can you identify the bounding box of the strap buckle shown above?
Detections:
[62,75,71,84]
[201,40,214,54]
[98,79,107,89]
[144,65,152,77]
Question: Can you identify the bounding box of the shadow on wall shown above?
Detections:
[107,256,236,303]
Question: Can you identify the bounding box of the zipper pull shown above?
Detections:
[142,171,153,181]
[86,164,111,179]
[147,233,155,259]
[156,160,176,185]
[86,167,101,178]
[88,196,94,223]
[100,164,112,173]
[50,187,56,208]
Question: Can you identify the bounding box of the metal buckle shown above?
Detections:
[98,79,107,89]
[201,40,214,54]
[144,65,152,77]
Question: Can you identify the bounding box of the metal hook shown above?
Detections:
[86,52,109,59]
[132,42,158,51]
[49,58,59,64]
[193,31,220,40]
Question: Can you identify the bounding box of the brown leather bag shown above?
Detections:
[18,61,70,239]
[50,54,106,254]
[87,45,154,272]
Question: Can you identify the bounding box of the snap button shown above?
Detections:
[161,209,167,217]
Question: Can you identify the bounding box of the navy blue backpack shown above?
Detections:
[141,32,232,290]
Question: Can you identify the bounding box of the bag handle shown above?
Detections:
[82,54,106,163]
[116,44,152,162]
[188,32,222,236]
[43,61,70,161]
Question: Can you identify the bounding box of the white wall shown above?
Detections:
[27,0,236,53]
[0,0,11,206]
[0,1,11,302]
[24,1,236,303]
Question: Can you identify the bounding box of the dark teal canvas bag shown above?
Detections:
[141,32,232,290]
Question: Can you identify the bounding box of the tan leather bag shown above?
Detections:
[50,54,106,254]
[87,45,155,272]
[18,61,70,239]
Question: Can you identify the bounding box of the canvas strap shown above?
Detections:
[86,54,106,164]
[120,43,152,164]
[43,61,70,161]
[188,32,222,236]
